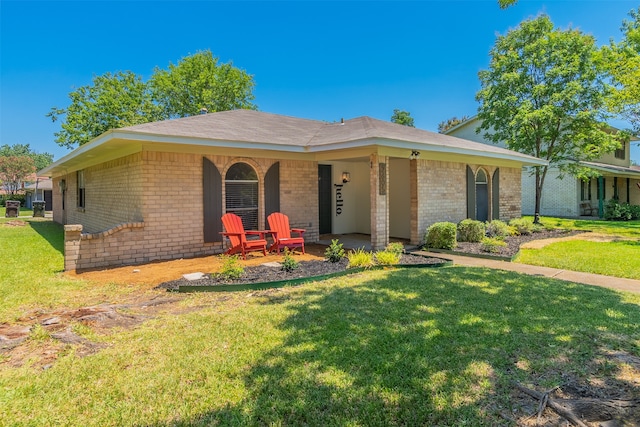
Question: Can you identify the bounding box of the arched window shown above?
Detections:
[225,163,259,230]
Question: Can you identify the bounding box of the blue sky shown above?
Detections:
[1,0,639,163]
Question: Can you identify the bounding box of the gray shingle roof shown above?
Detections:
[121,109,541,161]
[41,110,546,177]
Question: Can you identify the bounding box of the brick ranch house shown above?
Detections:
[39,110,546,271]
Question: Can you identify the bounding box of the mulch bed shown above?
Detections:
[156,254,446,291]
[450,229,582,258]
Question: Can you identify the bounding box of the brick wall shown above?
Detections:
[55,153,144,233]
[499,167,522,220]
[65,223,146,271]
[522,167,578,216]
[370,154,389,250]
[61,151,320,270]
[410,160,522,244]
[278,159,319,241]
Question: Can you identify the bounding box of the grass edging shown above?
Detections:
[175,259,453,293]
[424,248,517,262]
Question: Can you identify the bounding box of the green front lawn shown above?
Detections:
[516,239,640,279]
[517,217,640,279]
[530,216,640,238]
[1,218,640,425]
[3,268,640,425]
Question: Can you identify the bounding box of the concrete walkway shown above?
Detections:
[415,250,640,295]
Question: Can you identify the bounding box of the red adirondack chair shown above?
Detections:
[267,212,305,254]
[220,213,267,259]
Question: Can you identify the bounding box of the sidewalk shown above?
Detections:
[415,250,640,295]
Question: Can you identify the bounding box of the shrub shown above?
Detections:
[347,248,375,269]
[457,219,486,243]
[385,242,405,256]
[509,218,533,236]
[485,220,511,239]
[604,199,638,221]
[374,250,401,266]
[480,237,507,253]
[218,255,244,280]
[424,222,457,250]
[325,239,345,263]
[281,248,299,272]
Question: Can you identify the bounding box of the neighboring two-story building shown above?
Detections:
[446,117,640,217]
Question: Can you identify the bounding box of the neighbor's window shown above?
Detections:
[615,141,626,160]
[225,163,258,230]
[580,179,592,201]
[77,170,86,209]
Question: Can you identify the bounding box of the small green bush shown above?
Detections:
[509,218,533,236]
[385,242,405,256]
[480,237,507,253]
[281,248,299,272]
[218,255,244,280]
[485,220,511,239]
[325,239,346,263]
[457,219,486,243]
[424,222,457,250]
[374,250,401,266]
[604,199,639,221]
[347,248,375,269]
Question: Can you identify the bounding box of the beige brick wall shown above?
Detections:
[499,167,522,220]
[418,159,468,229]
[54,153,144,233]
[278,159,319,241]
[370,154,389,250]
[60,151,320,270]
[411,160,522,243]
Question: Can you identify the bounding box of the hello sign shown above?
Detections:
[335,184,344,215]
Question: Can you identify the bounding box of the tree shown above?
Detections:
[438,116,470,133]
[48,51,257,149]
[150,50,256,119]
[476,15,624,216]
[0,156,35,197]
[498,0,517,8]
[0,144,54,171]
[48,71,160,148]
[601,8,640,134]
[390,109,415,127]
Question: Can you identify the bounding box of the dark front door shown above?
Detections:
[318,165,332,234]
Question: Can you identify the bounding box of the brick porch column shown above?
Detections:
[409,159,421,245]
[64,224,83,272]
[370,153,389,251]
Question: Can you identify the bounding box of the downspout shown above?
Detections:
[598,176,604,218]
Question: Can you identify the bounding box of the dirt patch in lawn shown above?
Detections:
[520,232,637,249]
[2,220,27,227]
[65,244,329,286]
